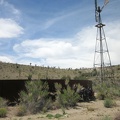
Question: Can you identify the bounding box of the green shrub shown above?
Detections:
[46,114,54,119]
[42,98,53,113]
[46,113,63,119]
[93,80,120,99]
[54,113,63,119]
[93,82,113,100]
[74,75,87,80]
[19,81,51,114]
[60,86,80,107]
[92,68,97,76]
[55,81,80,109]
[111,87,120,97]
[61,75,71,80]
[104,98,114,108]
[0,108,7,118]
[27,74,32,80]
[102,115,112,120]
[0,97,7,107]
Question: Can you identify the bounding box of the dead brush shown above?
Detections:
[87,107,95,111]
[114,113,120,120]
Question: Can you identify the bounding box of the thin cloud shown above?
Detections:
[0,0,21,19]
[43,8,87,30]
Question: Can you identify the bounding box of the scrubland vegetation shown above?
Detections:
[17,80,80,116]
[0,97,7,117]
[0,62,120,119]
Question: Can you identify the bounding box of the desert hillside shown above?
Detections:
[0,62,92,80]
[0,62,120,80]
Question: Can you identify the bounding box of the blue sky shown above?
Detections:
[0,0,120,68]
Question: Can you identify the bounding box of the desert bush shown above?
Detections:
[55,80,80,110]
[61,86,80,107]
[16,105,26,116]
[54,113,63,119]
[111,87,120,98]
[74,75,86,80]
[92,68,97,76]
[42,98,53,113]
[0,108,7,118]
[27,74,32,80]
[104,98,115,108]
[102,115,112,120]
[114,113,120,120]
[46,114,54,119]
[65,79,70,85]
[19,80,51,114]
[0,97,7,108]
[93,82,113,100]
[93,79,120,99]
[46,113,64,119]
[61,75,71,80]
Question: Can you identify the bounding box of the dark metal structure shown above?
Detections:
[0,79,93,103]
[94,0,114,82]
[0,80,25,103]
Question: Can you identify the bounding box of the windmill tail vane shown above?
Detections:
[104,0,109,6]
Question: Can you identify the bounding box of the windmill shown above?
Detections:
[93,0,114,82]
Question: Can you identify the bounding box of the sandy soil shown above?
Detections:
[1,99,120,120]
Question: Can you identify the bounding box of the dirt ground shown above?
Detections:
[1,99,120,120]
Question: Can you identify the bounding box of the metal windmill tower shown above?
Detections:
[93,0,114,82]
